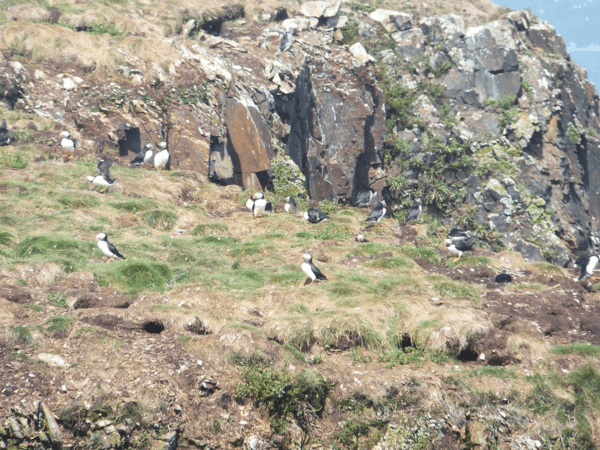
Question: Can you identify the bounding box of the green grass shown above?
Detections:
[56,192,100,209]
[47,291,67,308]
[0,231,12,246]
[0,151,28,169]
[368,256,415,269]
[191,222,228,236]
[550,344,600,358]
[46,315,76,333]
[428,276,481,305]
[141,209,178,230]
[398,246,441,264]
[296,223,352,241]
[235,368,332,434]
[97,259,173,293]
[468,366,519,379]
[319,316,383,350]
[108,199,158,213]
[443,255,492,268]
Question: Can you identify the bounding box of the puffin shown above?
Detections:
[285,196,298,214]
[253,193,269,218]
[355,234,369,243]
[97,158,112,179]
[96,233,125,261]
[60,131,76,152]
[445,227,477,259]
[301,253,327,284]
[130,143,153,166]
[365,200,387,224]
[406,198,423,222]
[87,175,117,187]
[154,141,170,170]
[577,254,600,281]
[356,187,377,208]
[304,208,330,224]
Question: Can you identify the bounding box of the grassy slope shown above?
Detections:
[2,119,600,447]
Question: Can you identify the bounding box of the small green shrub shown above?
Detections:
[46,315,75,333]
[142,209,177,230]
[102,260,173,293]
[318,199,340,215]
[47,291,67,308]
[235,368,333,433]
[430,277,480,305]
[0,152,28,169]
[568,123,581,144]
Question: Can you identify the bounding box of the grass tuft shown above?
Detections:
[99,260,173,293]
[46,315,76,333]
[191,222,228,236]
[142,209,178,230]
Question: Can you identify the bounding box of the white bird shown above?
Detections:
[96,233,125,261]
[154,141,170,170]
[301,253,327,284]
[246,192,262,211]
[87,175,117,186]
[131,143,153,166]
[60,131,76,157]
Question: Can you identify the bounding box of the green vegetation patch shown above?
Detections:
[46,315,76,333]
[368,256,415,269]
[319,316,383,350]
[428,276,480,304]
[99,260,172,293]
[551,344,600,358]
[0,151,28,169]
[191,222,228,236]
[141,209,178,230]
[108,199,158,213]
[57,192,100,209]
[235,368,333,434]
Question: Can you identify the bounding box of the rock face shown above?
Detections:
[5,1,600,263]
[280,59,385,202]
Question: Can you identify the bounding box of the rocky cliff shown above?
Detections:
[2,0,599,264]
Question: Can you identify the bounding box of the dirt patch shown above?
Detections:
[0,285,32,304]
[80,314,130,330]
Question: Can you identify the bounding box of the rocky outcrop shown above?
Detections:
[4,0,600,263]
[281,58,386,202]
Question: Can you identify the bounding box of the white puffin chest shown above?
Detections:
[98,240,114,257]
[61,138,75,151]
[154,149,169,168]
[302,262,316,280]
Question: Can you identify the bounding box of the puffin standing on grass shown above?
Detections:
[96,233,125,262]
[130,143,153,166]
[365,200,387,225]
[302,253,327,284]
[60,131,76,158]
[154,142,170,170]
[304,208,330,224]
